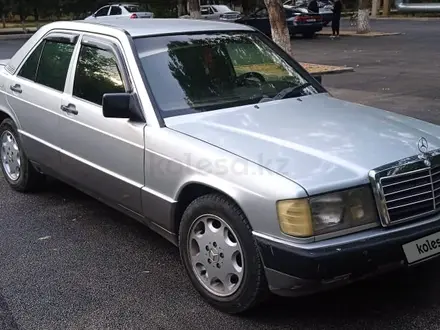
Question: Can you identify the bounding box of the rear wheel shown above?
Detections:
[0,118,44,192]
[179,193,268,314]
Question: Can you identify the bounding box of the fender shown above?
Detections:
[0,62,21,129]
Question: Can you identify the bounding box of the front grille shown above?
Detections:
[370,152,440,226]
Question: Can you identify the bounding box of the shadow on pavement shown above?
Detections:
[36,178,440,327]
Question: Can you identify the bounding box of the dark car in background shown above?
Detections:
[284,0,333,26]
[236,5,323,38]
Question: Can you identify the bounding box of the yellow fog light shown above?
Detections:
[276,199,313,237]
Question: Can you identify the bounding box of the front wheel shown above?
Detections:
[0,118,44,192]
[179,194,268,314]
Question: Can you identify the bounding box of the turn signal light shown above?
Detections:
[276,199,313,237]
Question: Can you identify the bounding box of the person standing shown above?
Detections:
[331,0,342,38]
[308,0,319,13]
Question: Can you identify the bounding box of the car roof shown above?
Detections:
[82,19,253,37]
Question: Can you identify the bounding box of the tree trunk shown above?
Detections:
[382,0,390,16]
[357,9,370,33]
[371,0,378,17]
[177,0,187,16]
[33,8,39,22]
[242,0,253,14]
[357,0,371,34]
[188,0,201,18]
[1,14,5,29]
[264,0,293,56]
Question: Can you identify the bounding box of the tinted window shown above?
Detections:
[17,42,44,81]
[201,8,210,15]
[73,45,125,105]
[254,8,268,17]
[35,41,75,91]
[95,6,109,16]
[134,32,320,117]
[110,6,122,15]
[124,5,141,12]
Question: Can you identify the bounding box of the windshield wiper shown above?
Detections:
[259,82,312,103]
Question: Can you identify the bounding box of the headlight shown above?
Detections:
[276,186,378,237]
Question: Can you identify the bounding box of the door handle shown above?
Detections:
[10,84,22,94]
[60,103,78,115]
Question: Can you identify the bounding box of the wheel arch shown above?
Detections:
[173,180,250,236]
[0,107,21,129]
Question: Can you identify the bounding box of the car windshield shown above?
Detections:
[133,32,322,118]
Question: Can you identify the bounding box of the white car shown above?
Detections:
[181,5,242,21]
[84,3,154,21]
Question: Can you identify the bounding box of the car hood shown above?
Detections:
[165,94,440,195]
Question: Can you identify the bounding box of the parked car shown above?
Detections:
[180,4,242,21]
[84,2,154,21]
[2,18,440,315]
[284,0,333,26]
[237,5,323,38]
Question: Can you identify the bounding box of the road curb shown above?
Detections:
[318,31,402,37]
[300,62,355,75]
[369,17,440,21]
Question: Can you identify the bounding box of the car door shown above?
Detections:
[108,5,123,19]
[58,34,145,214]
[5,32,79,172]
[93,6,110,20]
[242,8,271,35]
[200,7,211,19]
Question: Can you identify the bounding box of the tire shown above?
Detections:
[179,193,268,314]
[0,118,44,192]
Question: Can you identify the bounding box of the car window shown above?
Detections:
[124,5,141,12]
[34,40,75,91]
[95,6,109,17]
[17,41,44,81]
[212,6,218,12]
[134,32,321,117]
[201,8,210,15]
[73,45,125,105]
[225,42,294,81]
[254,8,268,17]
[109,6,122,15]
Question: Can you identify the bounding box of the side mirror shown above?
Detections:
[102,93,132,119]
[103,93,145,122]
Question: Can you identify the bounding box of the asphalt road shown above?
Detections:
[2,19,440,330]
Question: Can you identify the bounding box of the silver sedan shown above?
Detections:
[1,19,440,314]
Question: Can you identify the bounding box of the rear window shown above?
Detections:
[124,5,141,12]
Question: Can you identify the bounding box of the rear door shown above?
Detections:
[57,34,145,214]
[108,5,123,18]
[5,32,78,172]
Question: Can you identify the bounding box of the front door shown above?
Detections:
[243,8,271,35]
[5,32,79,172]
[58,34,145,214]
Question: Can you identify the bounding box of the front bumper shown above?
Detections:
[255,214,440,296]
